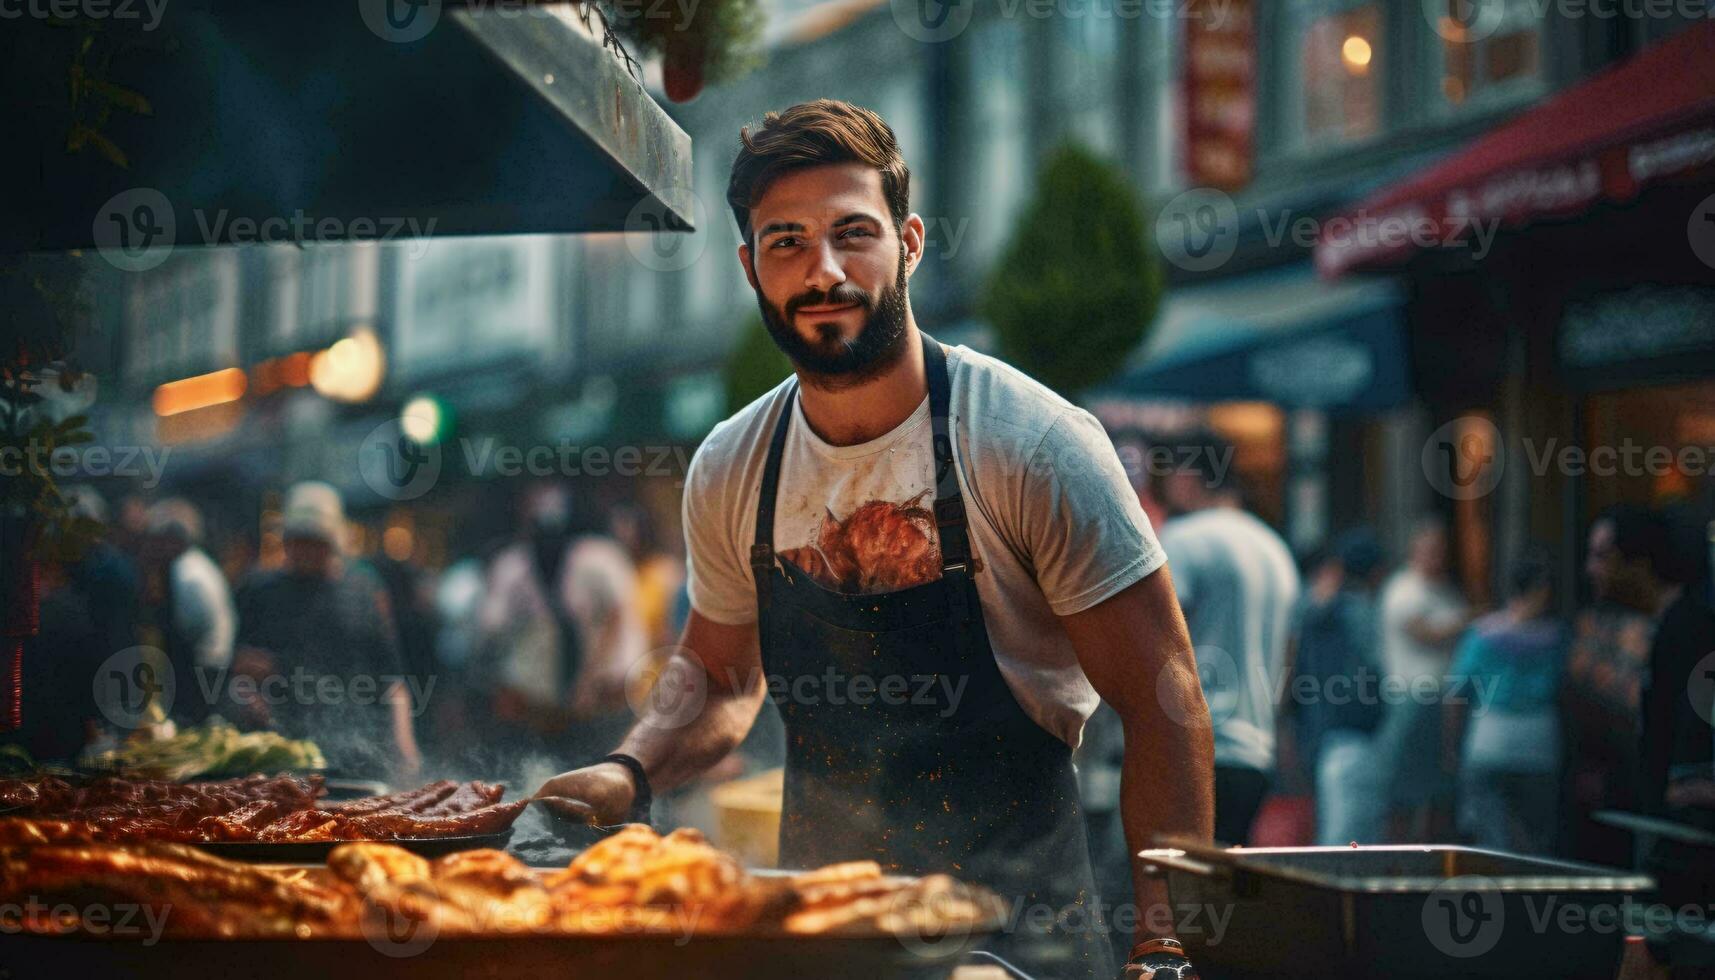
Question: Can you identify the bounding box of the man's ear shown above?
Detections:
[900,213,927,275]
[738,241,759,292]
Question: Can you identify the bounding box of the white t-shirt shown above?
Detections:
[1157,508,1300,773]
[683,343,1166,748]
[172,547,236,669]
[1379,568,1468,684]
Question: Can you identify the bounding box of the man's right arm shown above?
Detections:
[533,608,766,824]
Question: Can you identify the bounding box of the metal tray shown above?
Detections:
[0,928,988,980]
[1140,840,1654,980]
[191,829,514,862]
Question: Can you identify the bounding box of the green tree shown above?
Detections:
[982,142,1162,397]
[722,313,793,414]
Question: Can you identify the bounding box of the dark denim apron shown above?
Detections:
[749,334,1113,980]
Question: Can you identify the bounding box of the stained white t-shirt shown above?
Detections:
[683,343,1166,748]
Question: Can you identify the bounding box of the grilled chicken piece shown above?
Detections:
[328,841,432,892]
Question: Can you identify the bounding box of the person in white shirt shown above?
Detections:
[1374,517,1470,840]
[1156,431,1301,846]
[144,499,236,724]
[478,484,647,758]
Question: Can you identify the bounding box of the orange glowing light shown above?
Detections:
[1341,35,1373,74]
[153,368,248,417]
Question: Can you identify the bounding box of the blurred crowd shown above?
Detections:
[19,479,694,788]
[1079,428,1715,896]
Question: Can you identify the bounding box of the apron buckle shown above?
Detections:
[748,543,775,571]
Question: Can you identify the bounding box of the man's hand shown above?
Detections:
[534,761,639,826]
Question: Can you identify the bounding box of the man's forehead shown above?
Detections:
[751,163,887,227]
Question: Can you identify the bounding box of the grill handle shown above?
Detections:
[1137,834,1240,880]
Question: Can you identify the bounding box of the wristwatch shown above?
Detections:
[1125,937,1197,979]
[601,752,653,826]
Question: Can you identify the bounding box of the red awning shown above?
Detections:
[1316,22,1715,277]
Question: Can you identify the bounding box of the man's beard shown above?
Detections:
[756,246,910,390]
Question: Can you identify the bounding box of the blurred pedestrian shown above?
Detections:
[610,501,685,650]
[1286,529,1388,845]
[141,498,236,725]
[18,487,136,763]
[1447,547,1566,855]
[231,482,422,781]
[57,486,140,658]
[1374,516,1471,841]
[370,543,440,732]
[477,484,646,764]
[1561,507,1660,864]
[1614,508,1715,815]
[1158,430,1300,845]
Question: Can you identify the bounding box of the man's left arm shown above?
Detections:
[1061,567,1214,960]
[1011,410,1214,973]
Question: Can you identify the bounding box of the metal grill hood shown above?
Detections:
[1,1,694,254]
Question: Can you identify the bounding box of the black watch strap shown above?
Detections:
[601,752,653,825]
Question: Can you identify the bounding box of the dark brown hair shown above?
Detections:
[726,99,911,249]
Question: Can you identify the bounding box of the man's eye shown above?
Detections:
[841,228,873,239]
[769,237,798,248]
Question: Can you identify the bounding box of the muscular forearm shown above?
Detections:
[614,648,764,793]
[1120,658,1214,940]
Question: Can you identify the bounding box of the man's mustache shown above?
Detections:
[787,287,871,316]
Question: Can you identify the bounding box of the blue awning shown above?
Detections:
[1097,263,1412,412]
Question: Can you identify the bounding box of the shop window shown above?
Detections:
[1288,0,1383,148]
[1427,0,1543,110]
[1584,380,1715,520]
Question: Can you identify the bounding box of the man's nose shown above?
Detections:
[803,238,845,294]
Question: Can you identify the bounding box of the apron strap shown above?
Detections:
[750,380,797,611]
[921,334,976,628]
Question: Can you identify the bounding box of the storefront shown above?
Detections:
[1314,21,1715,603]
